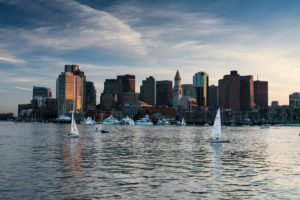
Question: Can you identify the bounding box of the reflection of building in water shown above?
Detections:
[61,138,83,198]
[62,139,82,173]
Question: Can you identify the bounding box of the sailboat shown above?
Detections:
[129,118,135,126]
[206,108,229,143]
[181,118,186,126]
[65,111,79,138]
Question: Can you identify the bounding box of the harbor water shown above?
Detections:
[0,122,299,199]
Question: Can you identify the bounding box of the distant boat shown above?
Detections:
[181,118,186,126]
[103,115,121,125]
[95,124,109,133]
[206,108,229,143]
[81,117,95,125]
[121,116,131,125]
[64,111,79,138]
[56,115,71,123]
[136,115,153,126]
[260,124,270,129]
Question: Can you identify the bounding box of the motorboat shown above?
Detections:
[157,119,169,125]
[260,124,270,129]
[121,116,131,124]
[103,115,121,125]
[206,108,229,143]
[81,117,95,125]
[136,115,153,126]
[56,115,71,123]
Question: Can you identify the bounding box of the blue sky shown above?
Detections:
[1,0,300,115]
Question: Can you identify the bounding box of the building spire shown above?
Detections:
[175,70,181,80]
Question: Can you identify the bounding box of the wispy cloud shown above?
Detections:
[0,0,146,56]
[15,86,32,91]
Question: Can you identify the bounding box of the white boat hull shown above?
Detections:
[135,122,153,126]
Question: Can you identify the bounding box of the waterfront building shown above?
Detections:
[240,75,255,110]
[208,85,218,107]
[173,70,183,111]
[86,81,97,112]
[193,72,209,106]
[219,70,240,111]
[180,96,197,111]
[254,80,268,108]
[182,84,196,98]
[100,93,118,111]
[156,80,173,107]
[289,92,300,108]
[140,76,156,106]
[56,64,86,115]
[32,86,52,99]
[123,92,139,105]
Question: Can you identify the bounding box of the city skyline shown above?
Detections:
[1,0,300,115]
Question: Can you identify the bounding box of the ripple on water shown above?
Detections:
[0,123,300,199]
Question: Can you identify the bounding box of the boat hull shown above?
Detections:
[206,139,229,143]
[64,134,79,138]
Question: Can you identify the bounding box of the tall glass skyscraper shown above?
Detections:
[193,72,209,106]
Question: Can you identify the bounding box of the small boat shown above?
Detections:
[121,116,131,125]
[136,115,153,126]
[56,115,71,123]
[95,124,109,133]
[260,124,270,129]
[181,118,186,126]
[81,117,95,125]
[64,111,79,138]
[103,115,121,125]
[157,119,170,125]
[206,108,229,143]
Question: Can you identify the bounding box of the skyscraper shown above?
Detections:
[193,72,209,106]
[254,80,268,108]
[56,64,86,115]
[117,74,135,93]
[240,75,255,110]
[173,70,182,111]
[86,81,96,112]
[32,86,52,99]
[140,76,156,106]
[208,85,218,107]
[218,70,240,111]
[156,80,173,107]
[100,79,122,110]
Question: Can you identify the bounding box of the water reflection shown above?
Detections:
[0,123,300,199]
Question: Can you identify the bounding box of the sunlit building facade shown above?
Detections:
[56,65,86,115]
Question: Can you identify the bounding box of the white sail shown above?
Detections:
[181,118,186,125]
[211,108,222,139]
[71,111,79,135]
[129,118,135,126]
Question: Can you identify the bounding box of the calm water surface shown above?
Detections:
[0,122,299,199]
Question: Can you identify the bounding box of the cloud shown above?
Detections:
[0,56,26,64]
[0,0,146,56]
[15,86,32,91]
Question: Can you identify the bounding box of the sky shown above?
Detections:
[0,0,300,115]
